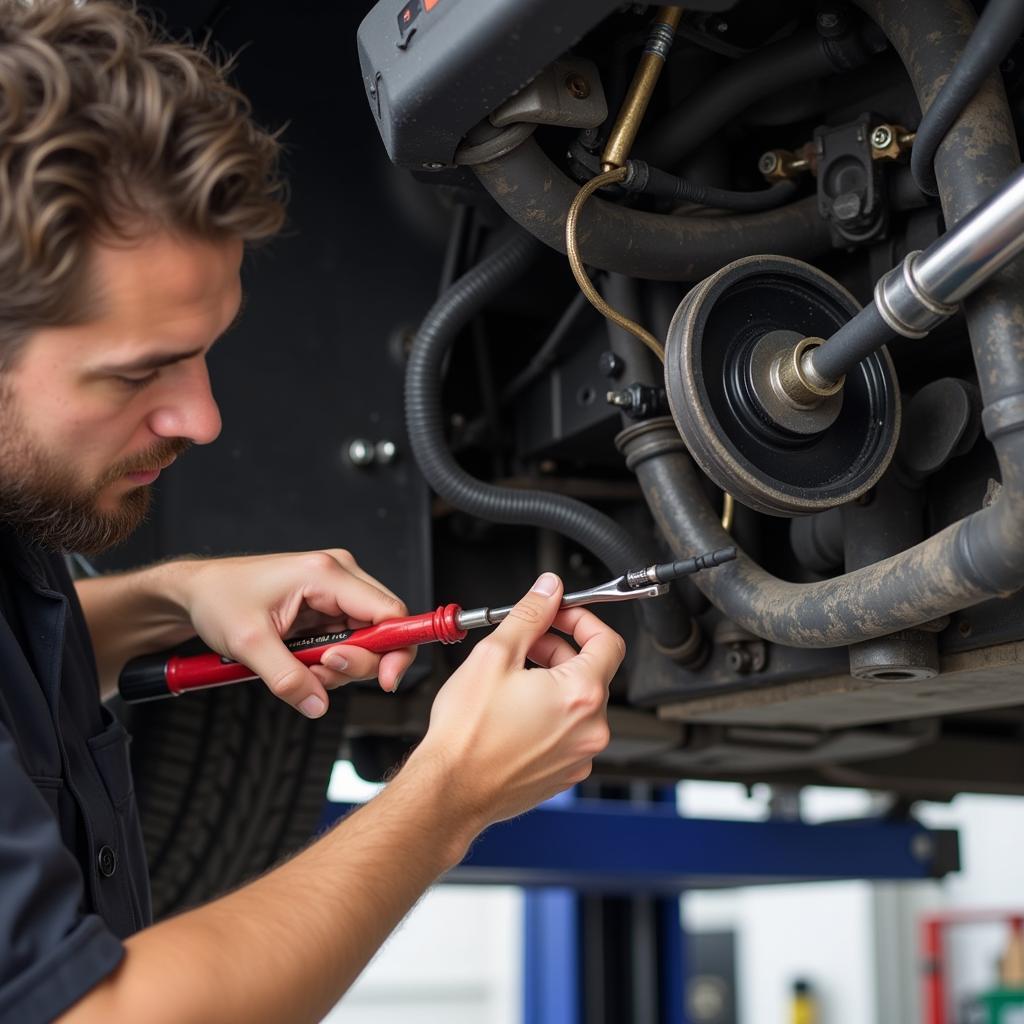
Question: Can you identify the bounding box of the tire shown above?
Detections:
[112,684,347,920]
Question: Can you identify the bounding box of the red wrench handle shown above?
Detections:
[119,604,466,702]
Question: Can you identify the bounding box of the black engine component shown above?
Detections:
[357,0,736,170]
[815,114,889,246]
[606,382,671,422]
[663,255,900,516]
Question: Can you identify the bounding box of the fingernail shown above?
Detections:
[531,572,558,596]
[392,671,404,693]
[324,653,349,672]
[298,695,326,719]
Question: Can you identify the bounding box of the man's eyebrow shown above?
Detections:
[93,346,206,376]
[91,297,247,376]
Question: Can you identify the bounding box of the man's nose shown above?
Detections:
[147,362,222,445]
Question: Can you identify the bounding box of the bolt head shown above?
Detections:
[421,161,445,171]
[725,644,753,674]
[871,125,894,150]
[375,439,397,464]
[598,350,625,379]
[565,74,591,100]
[758,151,780,176]
[347,439,375,466]
[817,11,840,30]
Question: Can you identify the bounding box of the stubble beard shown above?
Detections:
[0,387,190,555]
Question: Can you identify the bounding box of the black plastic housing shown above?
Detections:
[356,0,733,169]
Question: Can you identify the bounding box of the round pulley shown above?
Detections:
[665,255,900,517]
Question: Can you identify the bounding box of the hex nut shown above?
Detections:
[871,125,894,150]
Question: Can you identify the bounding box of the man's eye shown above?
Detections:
[115,372,159,390]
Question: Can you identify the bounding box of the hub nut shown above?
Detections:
[747,331,845,436]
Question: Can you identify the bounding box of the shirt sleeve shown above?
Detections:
[0,719,124,1024]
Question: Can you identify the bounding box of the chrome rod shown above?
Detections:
[455,577,668,631]
[807,162,1024,383]
[916,162,1024,304]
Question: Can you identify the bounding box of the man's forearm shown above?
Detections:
[61,749,478,1024]
[75,561,199,699]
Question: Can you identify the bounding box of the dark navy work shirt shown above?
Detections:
[0,526,152,1022]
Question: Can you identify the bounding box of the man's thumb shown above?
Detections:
[489,572,563,662]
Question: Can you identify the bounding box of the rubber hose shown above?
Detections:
[623,159,798,212]
[910,0,1024,196]
[473,138,832,281]
[404,230,698,653]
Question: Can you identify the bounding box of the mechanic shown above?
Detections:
[0,3,622,1022]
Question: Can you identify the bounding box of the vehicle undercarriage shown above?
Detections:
[106,0,1024,914]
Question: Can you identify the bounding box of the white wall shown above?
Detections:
[320,762,523,1024]
[325,886,523,1024]
[681,782,1024,1024]
[681,783,881,1024]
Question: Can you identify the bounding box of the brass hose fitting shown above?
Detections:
[601,6,683,172]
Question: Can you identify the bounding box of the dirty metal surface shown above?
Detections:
[658,640,1024,729]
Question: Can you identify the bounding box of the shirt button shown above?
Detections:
[97,845,118,878]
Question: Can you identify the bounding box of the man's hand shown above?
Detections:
[167,549,416,718]
[408,571,623,830]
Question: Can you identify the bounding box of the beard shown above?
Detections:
[0,391,190,555]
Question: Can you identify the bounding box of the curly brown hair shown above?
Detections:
[0,0,285,364]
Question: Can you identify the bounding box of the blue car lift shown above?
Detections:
[321,791,958,1024]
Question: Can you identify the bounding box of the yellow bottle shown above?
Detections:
[791,979,818,1024]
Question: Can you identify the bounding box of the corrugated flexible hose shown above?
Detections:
[404,230,700,657]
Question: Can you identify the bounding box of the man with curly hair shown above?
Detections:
[0,3,621,1021]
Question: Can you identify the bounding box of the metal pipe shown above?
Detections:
[807,160,1024,384]
[620,418,1024,646]
[601,6,683,172]
[842,472,939,681]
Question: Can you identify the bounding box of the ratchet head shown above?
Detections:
[623,546,737,590]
